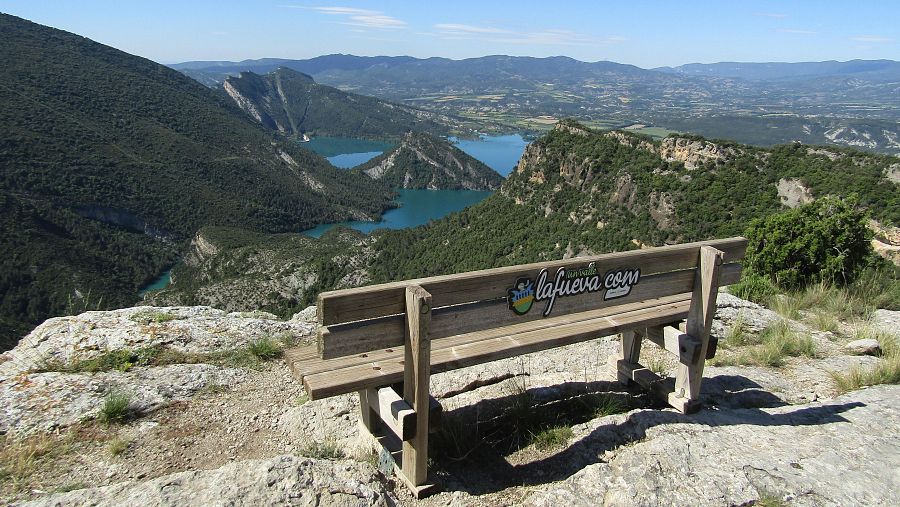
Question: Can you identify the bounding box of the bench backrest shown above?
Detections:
[316,237,747,359]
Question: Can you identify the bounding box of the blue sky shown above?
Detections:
[2,1,897,67]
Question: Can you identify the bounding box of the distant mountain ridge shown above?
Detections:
[354,132,503,190]
[221,67,452,140]
[174,54,900,155]
[654,59,900,81]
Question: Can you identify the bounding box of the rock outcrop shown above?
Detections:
[2,294,899,506]
[527,385,900,507]
[22,455,395,507]
[0,306,313,378]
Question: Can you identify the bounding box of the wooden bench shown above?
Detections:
[286,237,747,497]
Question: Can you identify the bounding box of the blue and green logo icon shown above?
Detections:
[508,277,536,315]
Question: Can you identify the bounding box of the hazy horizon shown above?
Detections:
[1,0,897,68]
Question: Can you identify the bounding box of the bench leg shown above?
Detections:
[672,246,724,411]
[398,285,438,498]
[616,329,643,385]
[358,388,378,433]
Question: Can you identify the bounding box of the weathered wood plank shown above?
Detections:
[293,293,693,380]
[318,263,741,359]
[402,285,431,486]
[319,237,747,325]
[303,299,692,399]
[644,325,702,365]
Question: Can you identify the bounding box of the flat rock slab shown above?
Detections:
[1,364,246,434]
[19,455,395,507]
[0,306,316,378]
[526,384,900,507]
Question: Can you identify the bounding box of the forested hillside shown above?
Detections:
[370,121,900,281]
[150,122,899,316]
[0,14,393,349]
[221,68,453,140]
[354,132,503,190]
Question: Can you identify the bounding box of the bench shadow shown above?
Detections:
[433,374,864,496]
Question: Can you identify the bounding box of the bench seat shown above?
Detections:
[287,292,692,400]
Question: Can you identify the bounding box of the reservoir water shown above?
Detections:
[452,134,529,176]
[303,189,491,238]
[139,269,172,295]
[300,133,529,237]
[303,137,395,168]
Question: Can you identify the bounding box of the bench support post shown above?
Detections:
[399,285,437,497]
[616,329,643,384]
[672,245,724,411]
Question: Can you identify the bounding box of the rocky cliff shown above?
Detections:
[2,294,899,506]
[355,132,504,190]
[144,226,376,317]
[222,67,453,140]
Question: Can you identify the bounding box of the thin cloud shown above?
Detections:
[778,28,817,35]
[298,5,407,29]
[309,7,377,15]
[434,23,510,35]
[850,35,892,43]
[342,14,406,29]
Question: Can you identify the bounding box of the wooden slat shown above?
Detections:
[644,325,701,365]
[284,344,318,380]
[293,292,693,380]
[303,298,692,400]
[319,237,748,325]
[318,262,742,359]
[283,345,317,364]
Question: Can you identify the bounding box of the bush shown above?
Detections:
[744,196,873,288]
[729,273,778,304]
[247,338,283,360]
[99,391,133,425]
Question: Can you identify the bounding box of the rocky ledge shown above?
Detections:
[1,295,898,506]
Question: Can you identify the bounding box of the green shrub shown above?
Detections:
[529,425,574,451]
[729,273,778,304]
[247,338,283,360]
[99,391,133,425]
[744,196,873,288]
[298,439,345,460]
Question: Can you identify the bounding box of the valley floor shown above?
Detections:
[1,296,898,506]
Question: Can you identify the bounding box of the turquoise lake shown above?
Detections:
[303,137,394,168]
[452,134,530,176]
[302,189,492,238]
[300,133,529,237]
[139,269,172,296]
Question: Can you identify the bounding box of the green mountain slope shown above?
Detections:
[221,68,452,140]
[354,132,503,190]
[0,14,393,349]
[152,122,899,316]
[370,121,900,281]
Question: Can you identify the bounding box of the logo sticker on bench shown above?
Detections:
[507,278,536,315]
[506,263,641,316]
